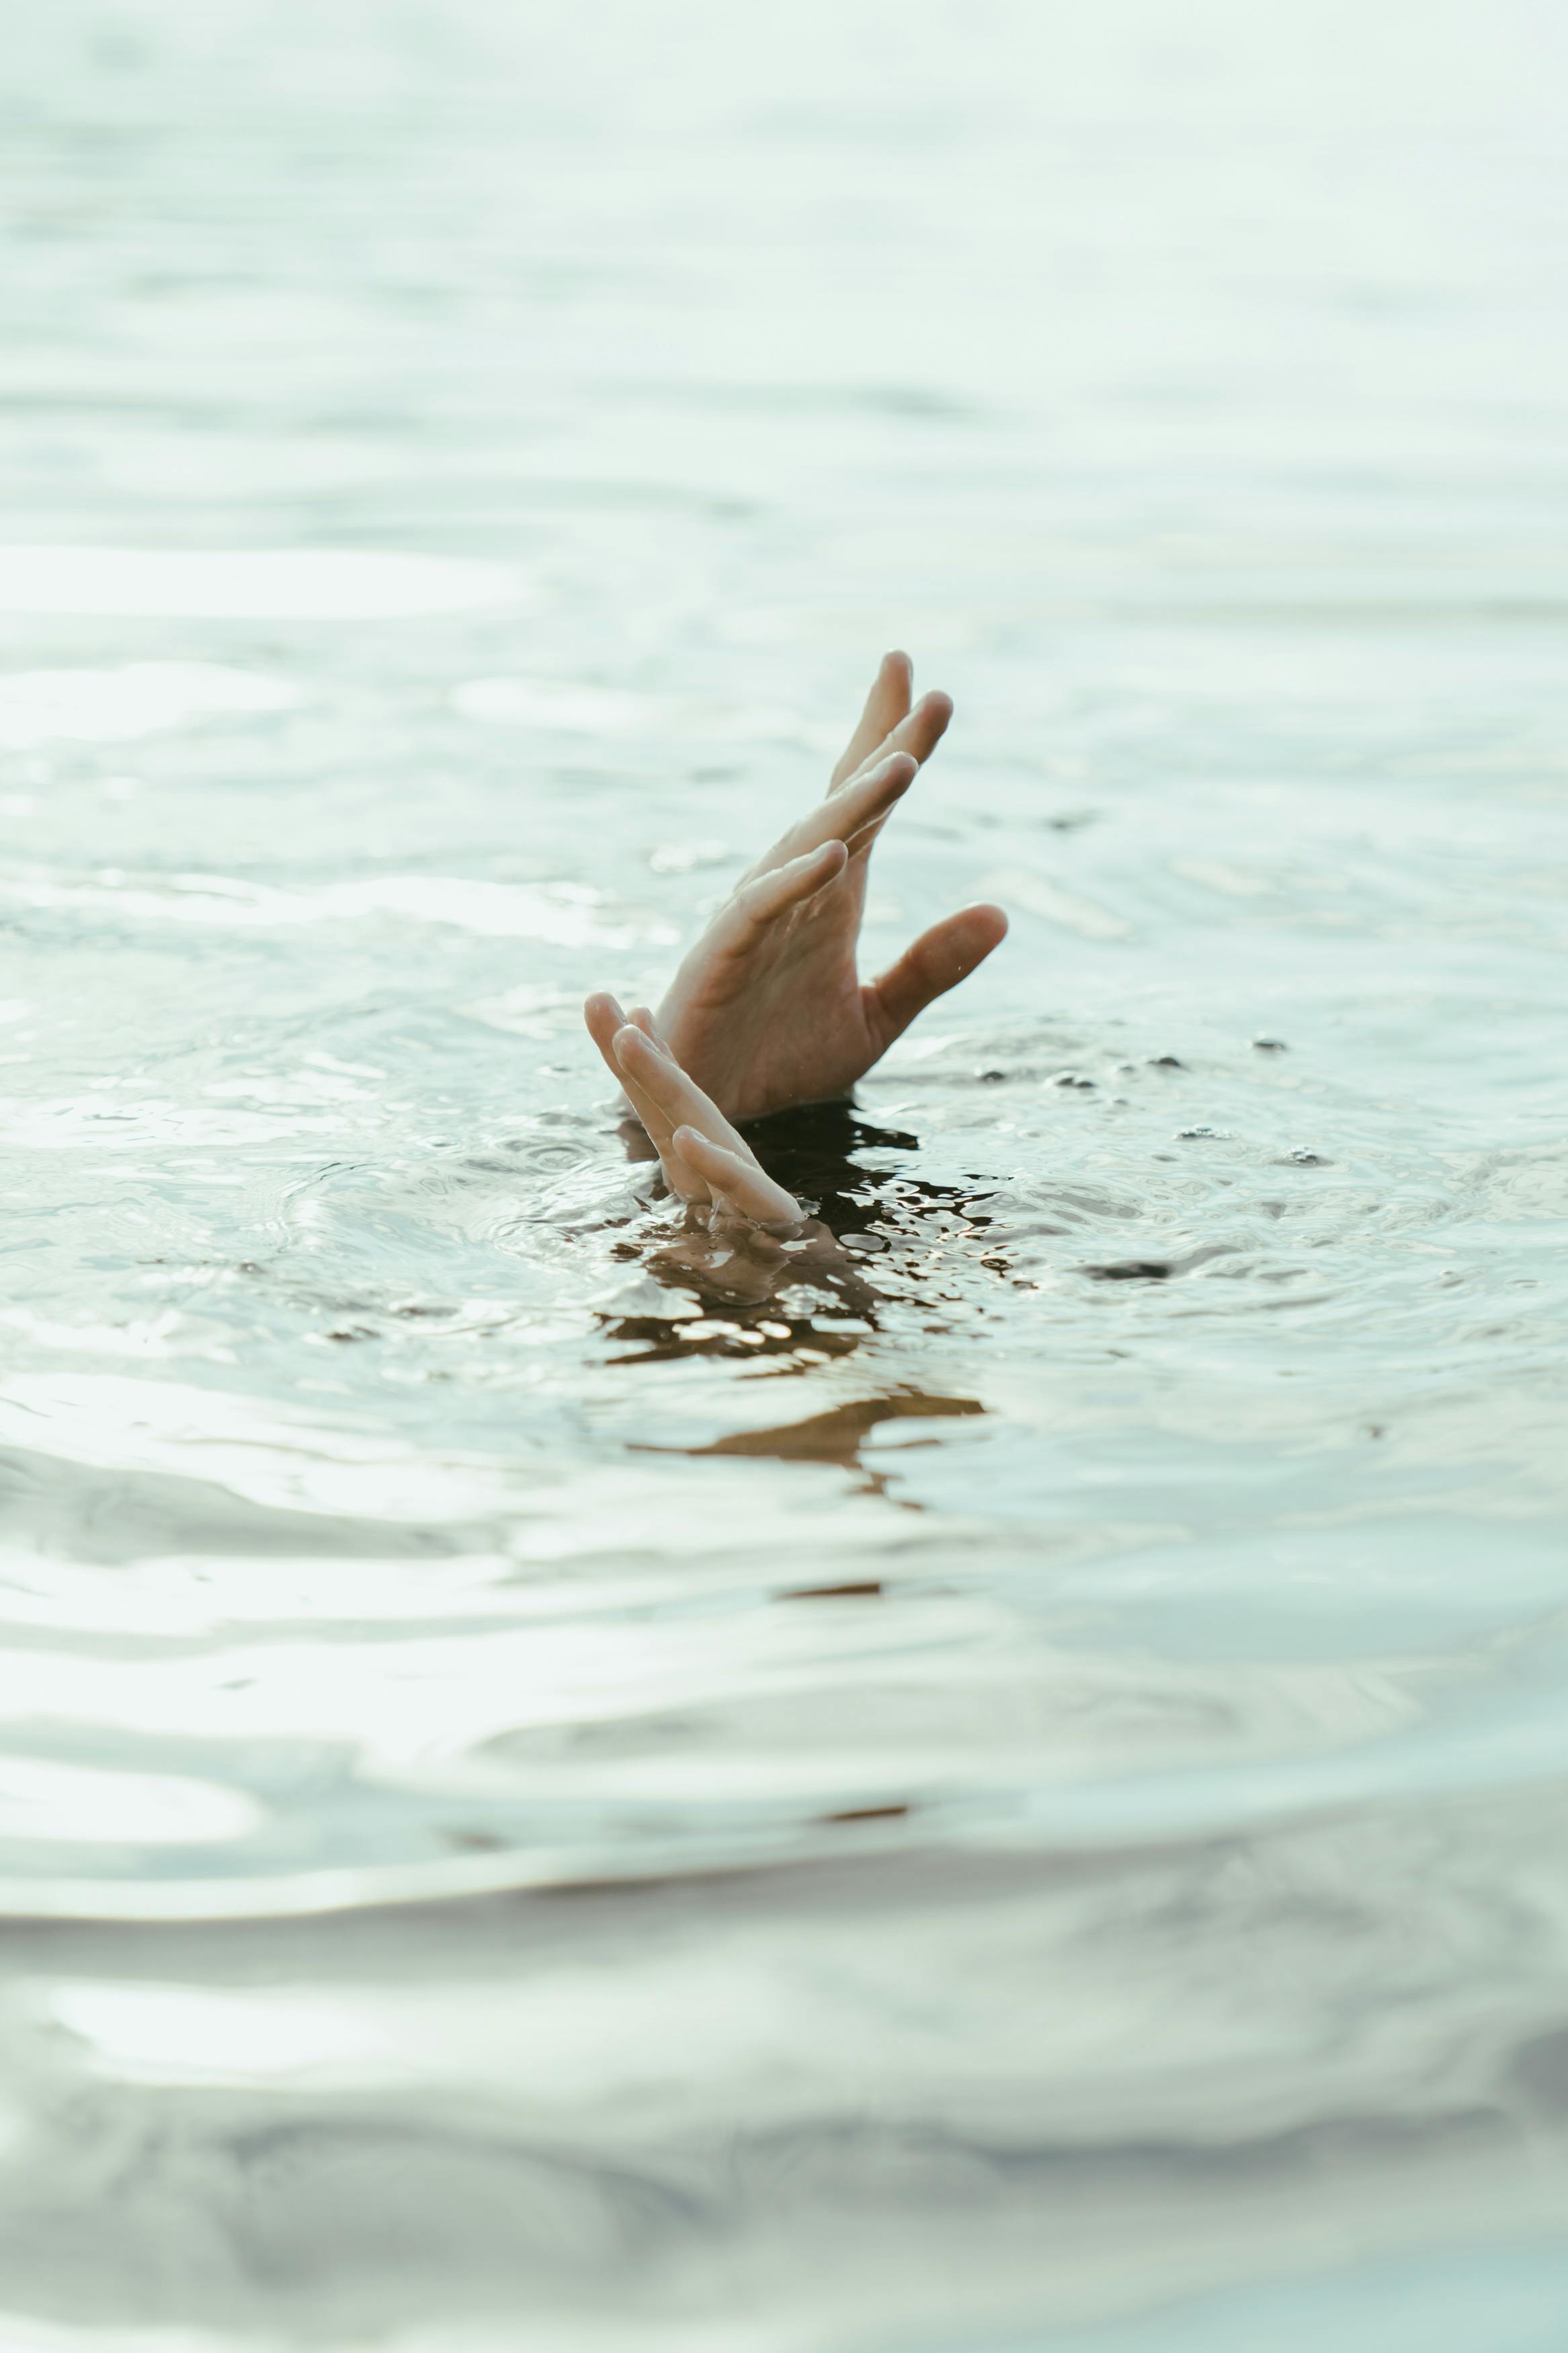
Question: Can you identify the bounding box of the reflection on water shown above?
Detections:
[681,1391,985,1488]
[4,0,1568,2347]
[602,1099,1011,1373]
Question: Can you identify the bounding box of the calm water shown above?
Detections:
[3,3,1568,2346]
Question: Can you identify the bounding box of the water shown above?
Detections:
[3,2,1568,2344]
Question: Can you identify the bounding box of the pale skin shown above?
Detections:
[585,653,1008,1236]
[653,652,1007,1125]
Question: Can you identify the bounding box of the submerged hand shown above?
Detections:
[656,651,1007,1121]
[583,992,804,1234]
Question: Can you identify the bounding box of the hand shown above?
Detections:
[655,651,1007,1121]
[583,993,876,1312]
[583,992,804,1234]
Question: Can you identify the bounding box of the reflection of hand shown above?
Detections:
[583,992,803,1233]
[657,651,1008,1121]
[644,1213,858,1312]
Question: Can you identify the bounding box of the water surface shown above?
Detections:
[3,3,1568,2346]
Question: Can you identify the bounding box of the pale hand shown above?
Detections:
[655,651,1008,1122]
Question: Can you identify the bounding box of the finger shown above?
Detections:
[614,1023,755,1160]
[585,991,637,1094]
[586,992,667,1137]
[623,1005,679,1136]
[614,1027,783,1228]
[748,680,938,882]
[830,650,913,789]
[711,840,848,955]
[866,902,1009,1047]
[673,1126,802,1230]
[587,992,709,1199]
[796,751,915,857]
[833,688,953,798]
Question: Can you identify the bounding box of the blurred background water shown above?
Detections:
[2,1,1567,2346]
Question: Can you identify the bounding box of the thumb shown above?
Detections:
[866,903,1008,1047]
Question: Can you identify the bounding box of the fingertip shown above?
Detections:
[790,837,849,884]
[585,991,627,1047]
[919,688,954,729]
[675,1124,731,1173]
[627,1006,667,1049]
[882,647,913,682]
[946,901,1008,979]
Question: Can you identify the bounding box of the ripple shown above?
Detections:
[0,1373,523,1523]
